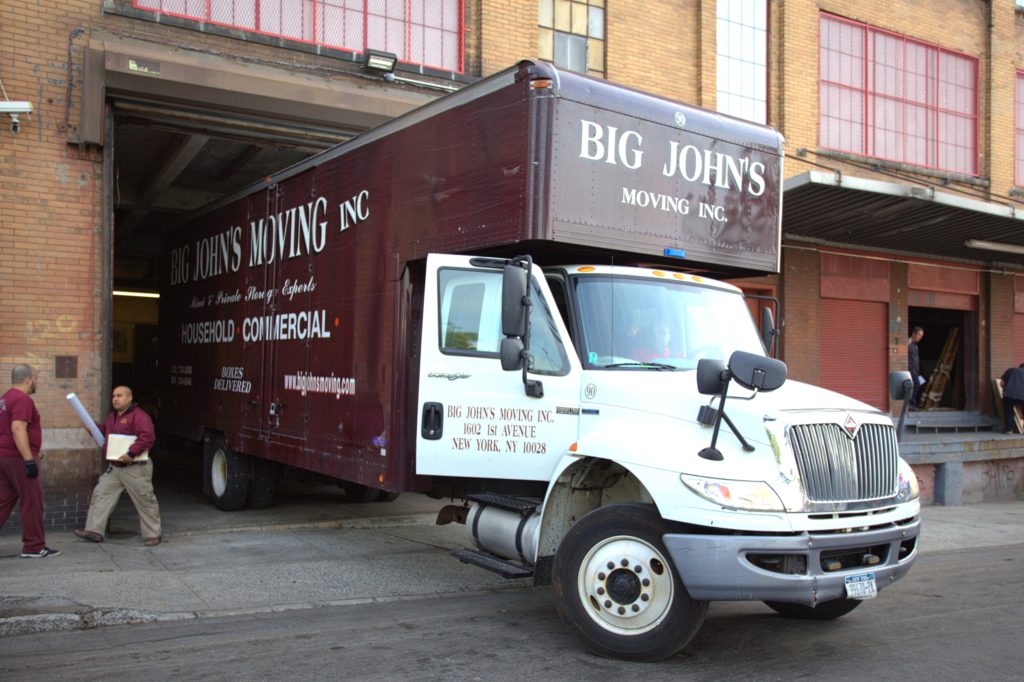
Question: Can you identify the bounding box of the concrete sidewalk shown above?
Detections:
[1,472,1022,637]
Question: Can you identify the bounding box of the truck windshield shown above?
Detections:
[573,276,766,370]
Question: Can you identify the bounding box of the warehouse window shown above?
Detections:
[716,0,767,124]
[538,0,605,78]
[819,12,978,176]
[132,0,465,74]
[1017,71,1024,186]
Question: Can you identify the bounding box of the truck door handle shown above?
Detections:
[422,402,443,440]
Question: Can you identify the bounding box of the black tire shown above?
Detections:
[247,458,281,509]
[204,437,250,511]
[552,504,708,661]
[764,598,862,620]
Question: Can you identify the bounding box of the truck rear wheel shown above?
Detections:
[764,598,862,620]
[204,437,250,511]
[552,504,708,661]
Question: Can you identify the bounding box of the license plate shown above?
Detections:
[845,572,877,600]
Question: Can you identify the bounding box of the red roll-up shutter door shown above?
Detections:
[820,299,888,410]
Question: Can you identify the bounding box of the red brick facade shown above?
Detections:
[3,0,1024,522]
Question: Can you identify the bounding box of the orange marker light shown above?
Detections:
[652,271,666,277]
[577,266,596,273]
[569,442,578,452]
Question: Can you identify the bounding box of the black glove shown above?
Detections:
[25,460,38,479]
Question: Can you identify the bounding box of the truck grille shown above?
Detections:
[788,423,898,502]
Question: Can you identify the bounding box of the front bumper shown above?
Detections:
[663,516,920,605]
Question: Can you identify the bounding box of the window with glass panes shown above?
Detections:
[131,0,465,74]
[716,0,767,124]
[538,0,605,77]
[819,12,978,176]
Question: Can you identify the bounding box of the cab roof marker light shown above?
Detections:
[576,266,596,272]
[663,248,687,258]
[652,270,666,277]
[672,273,687,280]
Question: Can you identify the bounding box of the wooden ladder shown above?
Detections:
[920,328,959,409]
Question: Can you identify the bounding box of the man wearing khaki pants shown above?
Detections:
[74,386,162,546]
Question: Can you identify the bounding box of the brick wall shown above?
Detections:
[776,0,1023,197]
[1,0,416,530]
[889,262,910,416]
[0,0,106,424]
[989,273,1016,371]
[779,246,821,384]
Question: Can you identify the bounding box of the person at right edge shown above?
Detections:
[74,385,162,546]
[998,364,1024,435]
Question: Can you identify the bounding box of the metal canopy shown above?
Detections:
[783,171,1024,268]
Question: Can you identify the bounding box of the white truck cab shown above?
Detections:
[418,255,920,660]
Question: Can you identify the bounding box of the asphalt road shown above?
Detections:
[1,543,1020,681]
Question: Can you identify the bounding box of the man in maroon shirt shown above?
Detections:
[74,385,162,546]
[0,364,60,558]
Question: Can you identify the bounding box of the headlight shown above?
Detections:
[896,457,920,503]
[681,474,785,511]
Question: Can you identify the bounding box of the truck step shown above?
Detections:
[464,492,539,515]
[452,548,534,579]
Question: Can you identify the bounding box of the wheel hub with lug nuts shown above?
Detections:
[580,536,674,634]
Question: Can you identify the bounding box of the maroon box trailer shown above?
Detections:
[160,61,920,660]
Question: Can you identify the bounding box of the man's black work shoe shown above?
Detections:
[20,547,60,558]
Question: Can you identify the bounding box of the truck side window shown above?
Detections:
[438,269,502,355]
[437,267,569,376]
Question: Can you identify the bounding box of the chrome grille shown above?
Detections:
[789,423,898,502]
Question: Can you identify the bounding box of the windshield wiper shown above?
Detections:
[602,362,676,371]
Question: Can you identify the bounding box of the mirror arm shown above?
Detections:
[719,410,756,452]
[699,372,756,461]
[699,373,730,461]
[516,256,543,399]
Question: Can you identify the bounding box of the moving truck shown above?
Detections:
[160,61,921,660]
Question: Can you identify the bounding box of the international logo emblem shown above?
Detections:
[843,413,860,439]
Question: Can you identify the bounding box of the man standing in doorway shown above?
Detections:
[999,364,1024,434]
[0,365,60,558]
[74,385,162,546]
[908,327,925,408]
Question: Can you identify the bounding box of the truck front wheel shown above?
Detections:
[764,598,862,620]
[552,504,708,661]
[204,437,251,511]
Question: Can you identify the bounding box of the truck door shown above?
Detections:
[241,188,277,441]
[417,254,581,480]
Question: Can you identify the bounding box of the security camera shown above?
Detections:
[9,115,19,135]
[0,101,33,114]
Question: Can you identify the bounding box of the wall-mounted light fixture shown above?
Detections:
[0,101,33,114]
[964,239,1024,257]
[0,100,32,134]
[363,49,398,74]
[113,290,160,299]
